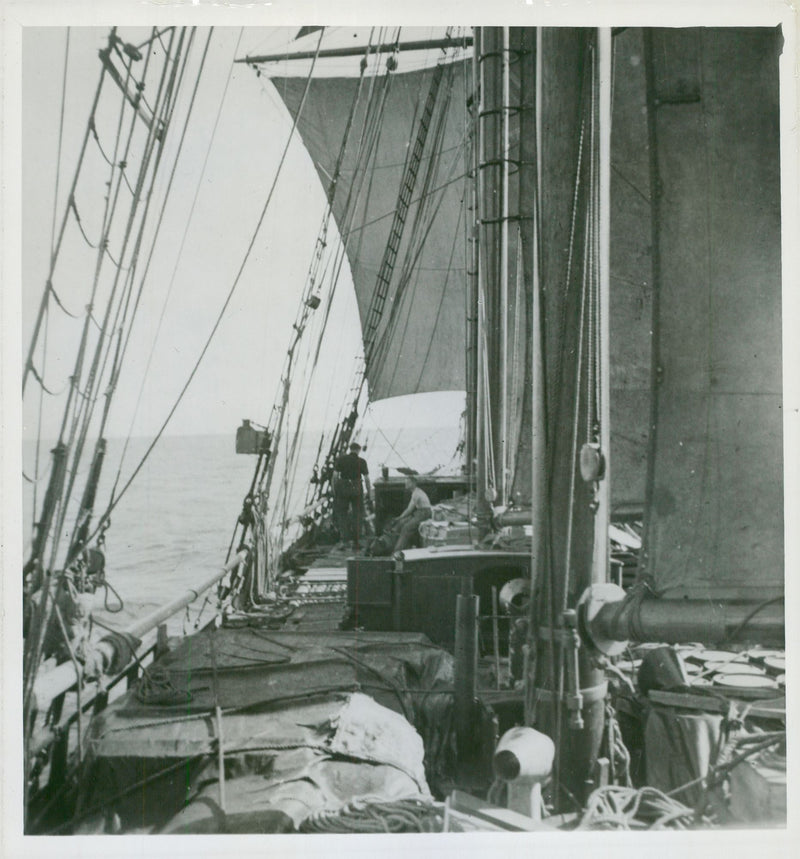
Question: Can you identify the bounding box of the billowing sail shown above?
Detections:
[643,28,783,599]
[272,62,469,401]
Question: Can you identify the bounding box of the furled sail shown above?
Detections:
[271,61,469,401]
[643,28,784,599]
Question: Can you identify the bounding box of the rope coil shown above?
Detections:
[299,798,442,833]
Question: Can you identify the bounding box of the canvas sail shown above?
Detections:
[608,29,653,512]
[489,28,653,511]
[271,63,469,401]
[642,28,784,599]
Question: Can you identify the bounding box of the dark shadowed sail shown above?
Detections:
[642,28,783,599]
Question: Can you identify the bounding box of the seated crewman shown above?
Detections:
[393,475,432,552]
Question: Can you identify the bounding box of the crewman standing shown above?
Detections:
[333,441,371,549]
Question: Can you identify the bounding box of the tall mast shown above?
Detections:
[465,32,480,499]
[475,27,512,522]
[499,28,511,506]
[525,27,612,807]
[474,28,490,532]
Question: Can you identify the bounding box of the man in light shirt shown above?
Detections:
[393,475,432,552]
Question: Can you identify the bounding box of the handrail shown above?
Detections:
[29,641,158,762]
[31,550,247,711]
[27,640,158,832]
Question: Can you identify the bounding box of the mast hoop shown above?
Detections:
[478,105,523,119]
[476,47,524,64]
[479,214,532,226]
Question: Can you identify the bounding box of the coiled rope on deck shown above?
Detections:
[299,797,443,833]
[577,785,702,830]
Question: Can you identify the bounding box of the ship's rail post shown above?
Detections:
[454,581,479,760]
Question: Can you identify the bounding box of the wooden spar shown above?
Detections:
[593,27,612,597]
[98,47,160,136]
[476,26,509,517]
[527,29,611,806]
[236,37,473,65]
[474,28,491,533]
[500,27,510,506]
[520,23,547,710]
[31,550,248,710]
[484,27,503,507]
[465,36,480,502]
[547,28,613,803]
[126,549,247,638]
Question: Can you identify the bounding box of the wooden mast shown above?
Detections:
[525,28,612,807]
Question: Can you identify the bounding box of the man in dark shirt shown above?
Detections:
[333,442,371,548]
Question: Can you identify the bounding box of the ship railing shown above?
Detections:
[26,549,249,826]
[31,549,248,712]
[27,637,159,832]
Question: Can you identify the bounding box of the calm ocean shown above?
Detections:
[23,427,460,634]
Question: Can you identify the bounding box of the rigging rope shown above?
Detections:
[299,798,442,833]
[47,281,80,318]
[294,38,463,532]
[26,26,149,579]
[95,29,201,441]
[27,362,67,397]
[23,30,180,721]
[23,33,110,398]
[31,304,50,541]
[110,27,225,503]
[86,29,327,559]
[57,28,185,571]
[69,197,99,248]
[252,32,401,568]
[67,53,182,541]
[577,785,701,830]
[249,30,380,545]
[49,29,163,510]
[50,30,70,257]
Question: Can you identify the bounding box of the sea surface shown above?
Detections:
[23,427,461,635]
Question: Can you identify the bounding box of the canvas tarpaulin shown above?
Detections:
[644,703,724,807]
[126,627,454,717]
[79,693,432,833]
[76,628,457,831]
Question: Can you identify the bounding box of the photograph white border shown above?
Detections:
[2,2,797,858]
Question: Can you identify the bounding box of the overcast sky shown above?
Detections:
[21,26,365,442]
[20,24,467,454]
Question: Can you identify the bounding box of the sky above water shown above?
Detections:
[21,26,367,440]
